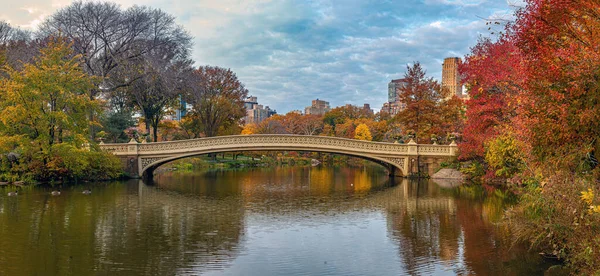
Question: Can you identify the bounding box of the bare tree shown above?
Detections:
[127,41,193,142]
[38,1,192,138]
[0,21,31,44]
[39,2,191,95]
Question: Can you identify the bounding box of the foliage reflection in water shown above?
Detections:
[0,166,552,275]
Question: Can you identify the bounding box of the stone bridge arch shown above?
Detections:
[99,135,458,180]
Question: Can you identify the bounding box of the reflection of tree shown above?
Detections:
[1,169,548,275]
[0,181,245,275]
[383,180,461,273]
[382,181,549,275]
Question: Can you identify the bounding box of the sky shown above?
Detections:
[0,0,522,113]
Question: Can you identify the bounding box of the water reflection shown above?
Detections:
[0,166,550,275]
[0,182,244,275]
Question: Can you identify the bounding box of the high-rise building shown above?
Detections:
[442,57,463,100]
[169,94,188,121]
[381,78,407,116]
[243,96,276,124]
[304,99,330,115]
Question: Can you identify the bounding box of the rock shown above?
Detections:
[431,168,464,180]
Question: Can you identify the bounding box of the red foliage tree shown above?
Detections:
[511,0,600,167]
[458,37,525,160]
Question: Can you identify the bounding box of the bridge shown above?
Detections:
[99,134,458,179]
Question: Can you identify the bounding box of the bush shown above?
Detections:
[485,133,525,178]
[0,144,123,183]
[507,172,600,274]
[460,160,485,180]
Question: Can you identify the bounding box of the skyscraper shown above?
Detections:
[381,78,407,116]
[442,57,462,100]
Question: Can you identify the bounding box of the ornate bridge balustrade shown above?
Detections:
[99,134,458,179]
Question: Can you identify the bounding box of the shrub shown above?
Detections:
[507,172,600,274]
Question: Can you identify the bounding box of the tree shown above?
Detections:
[354,123,372,141]
[323,105,373,129]
[0,37,97,146]
[0,21,30,44]
[395,62,443,143]
[0,37,121,181]
[39,2,192,95]
[241,123,257,135]
[185,66,248,137]
[458,37,523,160]
[127,53,191,142]
[255,118,287,134]
[39,1,192,138]
[512,0,600,168]
[334,119,356,139]
[298,114,323,135]
[101,110,136,143]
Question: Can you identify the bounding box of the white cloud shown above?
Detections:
[0,0,518,113]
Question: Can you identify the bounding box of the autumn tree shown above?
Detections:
[0,37,121,181]
[395,62,443,143]
[0,38,97,146]
[458,37,523,160]
[40,1,192,138]
[323,105,373,129]
[255,118,287,134]
[241,123,257,135]
[185,66,248,137]
[459,1,600,271]
[512,0,600,168]
[298,114,324,135]
[354,123,372,141]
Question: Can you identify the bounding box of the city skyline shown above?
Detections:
[0,0,520,113]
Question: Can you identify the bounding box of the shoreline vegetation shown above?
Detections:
[1,1,599,274]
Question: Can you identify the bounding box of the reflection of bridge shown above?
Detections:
[99,135,458,179]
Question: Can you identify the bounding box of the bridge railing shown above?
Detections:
[99,134,458,157]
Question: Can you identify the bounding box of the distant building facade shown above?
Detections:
[381,78,407,116]
[442,57,463,100]
[305,99,330,115]
[343,103,374,116]
[165,95,188,121]
[244,96,276,124]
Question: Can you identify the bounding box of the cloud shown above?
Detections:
[0,0,518,113]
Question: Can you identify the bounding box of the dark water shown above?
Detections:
[0,166,552,275]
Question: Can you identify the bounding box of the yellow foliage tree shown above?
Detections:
[241,123,257,135]
[484,132,525,177]
[0,37,122,182]
[354,123,372,141]
[0,37,98,147]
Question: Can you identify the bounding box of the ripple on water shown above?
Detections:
[0,167,554,275]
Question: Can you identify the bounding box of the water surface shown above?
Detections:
[0,166,551,275]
